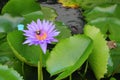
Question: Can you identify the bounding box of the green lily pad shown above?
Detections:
[2,0,41,16]
[84,4,120,41]
[0,14,23,33]
[55,21,71,41]
[84,25,109,80]
[7,30,47,66]
[84,4,120,21]
[88,17,120,42]
[0,65,23,80]
[41,6,57,21]
[46,35,93,79]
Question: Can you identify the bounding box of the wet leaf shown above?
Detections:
[55,21,71,40]
[41,6,57,21]
[46,35,93,79]
[84,25,109,79]
[84,4,120,41]
[7,31,48,67]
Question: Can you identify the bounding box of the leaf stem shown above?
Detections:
[83,61,88,76]
[69,74,72,80]
[38,52,43,80]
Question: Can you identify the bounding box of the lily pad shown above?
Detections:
[7,30,47,66]
[55,21,71,41]
[84,4,120,21]
[84,4,120,41]
[46,35,93,79]
[41,6,57,21]
[0,65,23,80]
[84,25,109,80]
[88,17,120,42]
[2,0,41,16]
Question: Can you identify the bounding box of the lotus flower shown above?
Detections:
[23,19,60,53]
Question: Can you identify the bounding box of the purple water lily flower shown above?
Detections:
[23,19,60,53]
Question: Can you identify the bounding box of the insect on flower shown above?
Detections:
[23,19,60,54]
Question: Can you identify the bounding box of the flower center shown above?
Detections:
[35,31,47,40]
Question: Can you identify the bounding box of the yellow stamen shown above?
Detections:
[35,32,47,40]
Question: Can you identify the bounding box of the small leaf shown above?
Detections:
[41,6,57,21]
[46,35,93,79]
[84,25,109,79]
[2,0,41,16]
[55,21,71,40]
[7,31,47,66]
[0,65,23,80]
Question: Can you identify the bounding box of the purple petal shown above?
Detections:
[49,31,60,37]
[27,24,36,31]
[37,19,43,30]
[23,40,32,44]
[47,25,55,34]
[31,21,40,30]
[40,42,47,54]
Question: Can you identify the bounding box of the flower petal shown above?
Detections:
[40,42,47,54]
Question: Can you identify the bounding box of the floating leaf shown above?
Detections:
[80,0,120,10]
[88,17,120,42]
[0,65,23,80]
[7,31,47,66]
[0,14,23,33]
[84,4,120,21]
[46,35,93,79]
[55,21,71,40]
[41,6,57,21]
[84,4,120,41]
[2,0,41,16]
[84,25,109,79]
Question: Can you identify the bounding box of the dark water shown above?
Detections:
[41,2,85,35]
[0,0,9,13]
